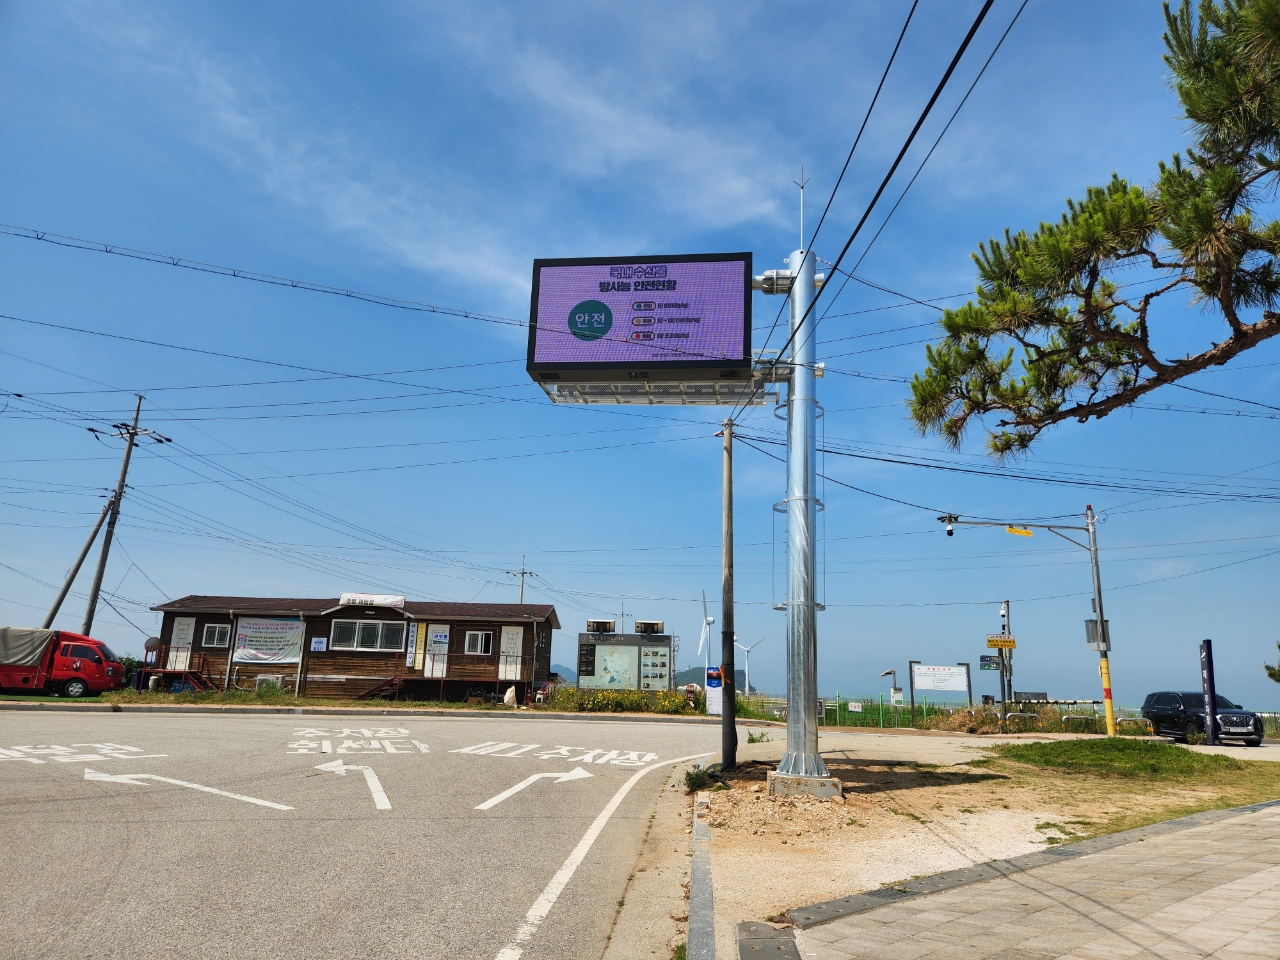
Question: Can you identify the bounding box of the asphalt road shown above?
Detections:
[0,710,719,960]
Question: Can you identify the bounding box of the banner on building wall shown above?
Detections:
[232,617,303,664]
[413,623,427,672]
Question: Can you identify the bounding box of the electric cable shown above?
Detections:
[733,0,997,419]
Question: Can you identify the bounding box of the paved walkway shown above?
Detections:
[796,807,1280,960]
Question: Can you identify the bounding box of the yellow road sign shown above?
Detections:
[986,634,1016,649]
[1006,526,1033,537]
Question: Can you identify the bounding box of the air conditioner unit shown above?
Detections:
[634,620,665,634]
[586,620,616,634]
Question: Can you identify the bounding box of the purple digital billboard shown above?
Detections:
[527,253,751,378]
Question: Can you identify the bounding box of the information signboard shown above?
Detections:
[911,664,969,692]
[527,253,752,398]
[987,634,1016,649]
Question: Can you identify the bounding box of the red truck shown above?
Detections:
[0,627,130,698]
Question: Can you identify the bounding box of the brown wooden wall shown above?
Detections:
[158,610,550,700]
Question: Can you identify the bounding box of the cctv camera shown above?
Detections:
[946,524,954,536]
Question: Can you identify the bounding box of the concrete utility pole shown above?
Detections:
[82,396,145,636]
[507,556,535,604]
[42,496,114,629]
[719,418,737,771]
[776,247,828,785]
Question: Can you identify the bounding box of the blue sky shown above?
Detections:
[2,1,1278,708]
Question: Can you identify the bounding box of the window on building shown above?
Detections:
[330,620,407,652]
[202,624,231,648]
[465,631,493,655]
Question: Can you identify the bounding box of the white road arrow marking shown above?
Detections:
[83,768,293,810]
[492,753,712,960]
[475,766,592,811]
[315,759,392,810]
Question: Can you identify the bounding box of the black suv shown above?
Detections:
[1141,691,1264,746]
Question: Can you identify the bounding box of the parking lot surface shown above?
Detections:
[0,710,717,959]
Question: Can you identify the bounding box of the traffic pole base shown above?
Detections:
[767,771,843,799]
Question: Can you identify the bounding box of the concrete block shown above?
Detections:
[767,771,842,799]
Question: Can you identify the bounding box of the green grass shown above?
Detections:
[684,765,712,793]
[993,738,1245,779]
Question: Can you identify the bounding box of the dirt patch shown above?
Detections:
[704,741,1280,932]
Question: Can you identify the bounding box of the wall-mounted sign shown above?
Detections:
[338,592,405,609]
[986,634,1016,649]
[527,253,751,384]
[310,637,327,653]
[233,617,304,664]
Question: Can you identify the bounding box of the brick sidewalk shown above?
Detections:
[796,808,1280,960]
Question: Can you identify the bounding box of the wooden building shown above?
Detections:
[148,595,559,701]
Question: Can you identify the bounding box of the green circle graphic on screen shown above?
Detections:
[568,300,613,342]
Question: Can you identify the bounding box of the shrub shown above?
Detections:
[684,765,711,793]
[546,686,696,715]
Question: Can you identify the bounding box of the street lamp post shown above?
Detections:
[939,506,1117,736]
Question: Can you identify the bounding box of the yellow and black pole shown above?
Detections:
[1085,506,1117,736]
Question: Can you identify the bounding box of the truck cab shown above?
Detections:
[50,635,128,697]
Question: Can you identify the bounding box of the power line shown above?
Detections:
[0,222,523,329]
[755,1,921,373]
[736,0,997,418]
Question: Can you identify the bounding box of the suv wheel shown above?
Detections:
[1245,737,1262,747]
[1183,719,1199,742]
[62,678,89,698]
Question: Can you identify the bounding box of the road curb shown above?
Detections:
[785,796,1280,930]
[0,700,777,725]
[688,791,716,960]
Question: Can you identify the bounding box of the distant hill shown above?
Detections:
[674,666,752,692]
[550,663,576,682]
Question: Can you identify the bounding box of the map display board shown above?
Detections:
[577,644,639,690]
[527,253,751,383]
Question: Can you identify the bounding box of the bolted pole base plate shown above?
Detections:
[768,771,842,800]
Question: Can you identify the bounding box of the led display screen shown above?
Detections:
[527,253,751,378]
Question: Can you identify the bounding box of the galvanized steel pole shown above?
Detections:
[777,248,828,780]
[720,418,737,771]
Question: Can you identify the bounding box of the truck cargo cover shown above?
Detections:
[0,627,56,666]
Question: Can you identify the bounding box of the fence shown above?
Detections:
[738,694,1163,733]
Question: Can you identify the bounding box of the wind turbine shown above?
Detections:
[734,638,764,697]
[696,591,715,683]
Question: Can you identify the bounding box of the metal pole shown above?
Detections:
[961,662,972,708]
[1004,600,1012,703]
[1087,506,1117,736]
[777,248,827,781]
[82,396,142,636]
[720,418,737,772]
[42,496,113,628]
[908,660,919,727]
